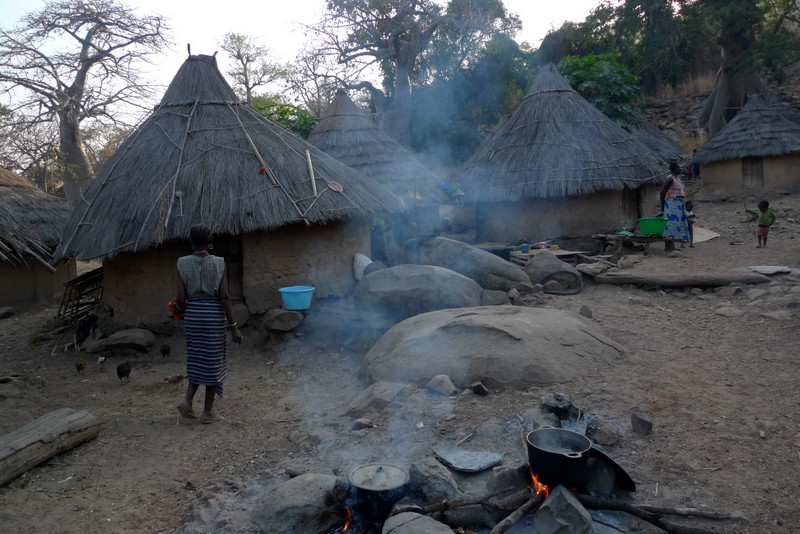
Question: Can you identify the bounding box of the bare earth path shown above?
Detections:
[1,196,799,533]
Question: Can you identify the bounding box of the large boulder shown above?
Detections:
[85,328,155,354]
[524,251,581,285]
[405,237,533,291]
[354,264,482,322]
[249,474,345,533]
[363,306,623,389]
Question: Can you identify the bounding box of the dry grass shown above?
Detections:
[56,55,401,262]
[0,168,70,268]
[308,89,447,206]
[648,72,717,101]
[461,64,667,203]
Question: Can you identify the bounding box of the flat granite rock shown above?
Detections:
[748,265,791,275]
[432,444,503,473]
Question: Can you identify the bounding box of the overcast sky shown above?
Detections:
[0,0,599,88]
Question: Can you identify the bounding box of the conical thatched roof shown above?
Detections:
[56,55,400,262]
[693,94,800,165]
[0,168,69,270]
[629,117,686,164]
[460,64,666,202]
[308,89,446,207]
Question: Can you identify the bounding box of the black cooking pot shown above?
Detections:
[348,463,409,522]
[526,426,593,489]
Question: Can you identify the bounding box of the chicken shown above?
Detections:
[63,313,99,351]
[75,361,86,373]
[159,343,171,358]
[97,355,107,371]
[116,361,131,381]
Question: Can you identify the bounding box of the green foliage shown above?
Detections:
[251,96,319,139]
[558,54,643,126]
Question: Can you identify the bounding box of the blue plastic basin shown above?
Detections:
[278,286,315,310]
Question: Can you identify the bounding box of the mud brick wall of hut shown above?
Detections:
[696,154,800,201]
[242,217,370,313]
[101,218,370,325]
[474,188,654,243]
[102,243,185,325]
[0,261,76,308]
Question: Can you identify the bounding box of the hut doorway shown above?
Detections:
[742,157,764,188]
[212,234,244,304]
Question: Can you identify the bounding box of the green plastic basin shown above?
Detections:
[638,218,667,235]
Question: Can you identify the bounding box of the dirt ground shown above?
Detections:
[1,195,799,534]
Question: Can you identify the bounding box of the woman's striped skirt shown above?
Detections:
[184,297,227,397]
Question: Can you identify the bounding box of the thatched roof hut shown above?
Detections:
[0,168,76,306]
[458,64,667,242]
[53,54,403,324]
[56,54,399,262]
[692,94,800,200]
[460,64,665,202]
[629,117,686,165]
[693,94,800,164]
[0,168,69,269]
[308,89,446,207]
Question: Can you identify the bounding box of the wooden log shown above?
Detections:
[489,491,547,534]
[0,408,101,486]
[594,271,771,288]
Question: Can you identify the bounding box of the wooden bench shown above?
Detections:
[592,234,684,260]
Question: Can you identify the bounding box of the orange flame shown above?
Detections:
[530,469,550,498]
[342,506,352,532]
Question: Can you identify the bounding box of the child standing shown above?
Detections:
[746,200,777,248]
[685,200,697,247]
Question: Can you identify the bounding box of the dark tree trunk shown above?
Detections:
[698,2,770,136]
[381,41,416,147]
[59,105,95,206]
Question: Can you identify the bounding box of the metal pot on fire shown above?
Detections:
[347,463,409,524]
[525,426,593,489]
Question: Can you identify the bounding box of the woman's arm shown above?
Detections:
[659,177,673,206]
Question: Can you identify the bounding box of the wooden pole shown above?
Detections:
[306,150,317,197]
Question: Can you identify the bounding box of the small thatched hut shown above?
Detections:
[629,117,687,165]
[693,94,800,200]
[308,89,447,261]
[460,64,666,243]
[0,168,75,306]
[55,54,399,325]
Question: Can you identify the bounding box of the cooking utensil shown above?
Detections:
[348,463,409,523]
[589,446,636,492]
[526,426,592,489]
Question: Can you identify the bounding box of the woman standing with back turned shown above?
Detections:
[175,224,242,423]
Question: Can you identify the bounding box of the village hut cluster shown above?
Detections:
[6,57,685,322]
[10,52,800,327]
[0,168,75,308]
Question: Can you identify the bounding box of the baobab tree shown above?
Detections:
[0,0,168,205]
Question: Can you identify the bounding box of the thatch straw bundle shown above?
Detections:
[56,55,400,262]
[629,117,686,164]
[0,168,69,270]
[460,64,666,202]
[693,94,800,165]
[308,89,446,207]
